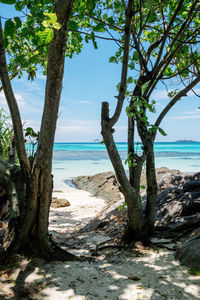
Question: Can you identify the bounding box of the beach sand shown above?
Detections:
[1,184,200,300]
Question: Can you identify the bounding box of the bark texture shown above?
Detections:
[0,0,79,262]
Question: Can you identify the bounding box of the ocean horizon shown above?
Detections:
[51,141,200,190]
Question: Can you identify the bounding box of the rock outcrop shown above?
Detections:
[155,172,200,225]
[75,169,200,239]
[72,171,123,204]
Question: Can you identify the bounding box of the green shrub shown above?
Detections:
[0,108,14,161]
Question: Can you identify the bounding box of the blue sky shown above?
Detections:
[1,4,200,142]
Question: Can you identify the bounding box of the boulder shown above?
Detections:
[72,171,123,204]
[51,197,70,208]
[175,235,200,269]
[155,172,200,225]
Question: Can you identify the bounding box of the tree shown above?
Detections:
[0,0,125,261]
[101,0,200,241]
[0,0,79,261]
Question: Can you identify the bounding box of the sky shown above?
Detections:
[0,3,200,142]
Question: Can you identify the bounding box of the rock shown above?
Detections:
[73,169,200,235]
[155,172,200,225]
[175,234,200,269]
[80,199,127,233]
[73,168,182,205]
[72,171,123,204]
[51,197,70,208]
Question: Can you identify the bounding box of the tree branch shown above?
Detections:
[153,0,185,73]
[108,0,133,128]
[36,0,74,166]
[155,76,200,128]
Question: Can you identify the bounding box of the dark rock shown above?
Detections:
[175,234,200,269]
[155,172,200,225]
[72,171,123,204]
[73,169,200,236]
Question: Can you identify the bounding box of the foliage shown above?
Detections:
[0,108,14,161]
[0,0,111,81]
[24,127,39,160]
[101,0,200,239]
[187,269,200,276]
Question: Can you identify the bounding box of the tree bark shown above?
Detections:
[0,0,79,262]
[144,140,157,237]
[101,103,145,239]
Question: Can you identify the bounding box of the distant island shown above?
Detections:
[175,139,198,143]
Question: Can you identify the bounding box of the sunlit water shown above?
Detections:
[50,142,200,190]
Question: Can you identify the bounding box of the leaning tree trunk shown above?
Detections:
[101,103,146,239]
[0,0,79,262]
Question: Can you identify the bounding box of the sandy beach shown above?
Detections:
[1,183,200,300]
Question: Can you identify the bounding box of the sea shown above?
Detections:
[52,142,200,190]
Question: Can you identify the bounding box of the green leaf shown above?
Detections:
[42,20,51,28]
[132,51,139,61]
[109,56,117,63]
[93,40,98,49]
[102,13,108,21]
[118,202,127,211]
[158,127,167,136]
[4,19,16,36]
[68,20,78,31]
[38,28,54,44]
[15,0,25,11]
[187,269,200,276]
[53,22,61,30]
[127,76,133,84]
[14,17,22,28]
[140,185,146,189]
[43,12,57,23]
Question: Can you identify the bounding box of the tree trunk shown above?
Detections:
[101,103,145,240]
[0,0,79,262]
[0,160,78,261]
[144,140,157,237]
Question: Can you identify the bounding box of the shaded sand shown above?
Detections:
[1,185,200,300]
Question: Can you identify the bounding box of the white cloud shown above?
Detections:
[153,86,200,101]
[170,114,200,120]
[57,119,100,133]
[169,109,200,120]
[36,74,46,80]
[184,109,200,115]
[152,89,169,100]
[0,91,26,107]
[78,100,92,104]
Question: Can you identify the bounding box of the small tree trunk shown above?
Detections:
[145,140,157,236]
[101,103,145,240]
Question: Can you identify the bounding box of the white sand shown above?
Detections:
[1,185,200,300]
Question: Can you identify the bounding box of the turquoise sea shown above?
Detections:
[52,142,200,190]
